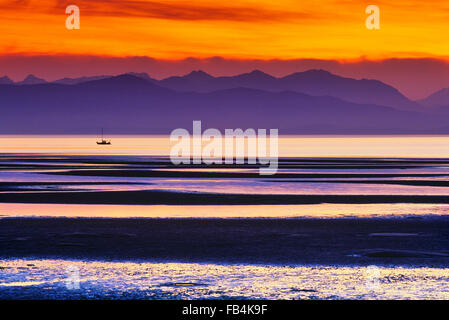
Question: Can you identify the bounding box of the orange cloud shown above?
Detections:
[57,0,320,22]
[2,0,324,22]
[0,1,448,60]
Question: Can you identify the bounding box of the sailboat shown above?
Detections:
[96,128,111,145]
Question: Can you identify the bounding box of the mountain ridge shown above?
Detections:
[0,75,446,134]
[1,69,422,111]
[419,87,449,108]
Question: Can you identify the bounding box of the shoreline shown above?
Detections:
[1,259,448,300]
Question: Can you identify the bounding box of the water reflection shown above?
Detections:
[0,259,448,299]
[1,135,449,157]
[2,203,449,218]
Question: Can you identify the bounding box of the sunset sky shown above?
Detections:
[1,0,449,99]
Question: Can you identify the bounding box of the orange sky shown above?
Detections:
[1,0,449,60]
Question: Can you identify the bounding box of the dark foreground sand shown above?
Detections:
[1,217,449,267]
[3,190,449,205]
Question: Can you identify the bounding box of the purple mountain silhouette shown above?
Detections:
[0,76,13,85]
[17,74,47,85]
[419,87,449,108]
[52,72,159,86]
[158,69,418,111]
[53,75,111,85]
[0,74,446,134]
[44,69,419,111]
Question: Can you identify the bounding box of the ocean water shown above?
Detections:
[0,259,448,300]
[2,203,449,218]
[1,135,449,217]
[1,135,449,157]
[1,135,449,299]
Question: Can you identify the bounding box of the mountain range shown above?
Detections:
[419,87,449,111]
[1,70,449,134]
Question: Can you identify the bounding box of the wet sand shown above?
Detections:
[1,259,449,299]
[2,155,449,267]
[3,190,449,205]
[1,217,449,267]
[2,154,449,299]
[44,169,449,179]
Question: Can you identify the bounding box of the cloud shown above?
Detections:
[0,0,323,23]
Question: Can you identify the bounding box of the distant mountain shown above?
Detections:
[159,70,217,90]
[0,74,446,134]
[125,72,158,83]
[5,70,420,111]
[16,74,47,85]
[157,69,419,111]
[418,87,449,108]
[53,75,111,85]
[0,76,13,84]
[52,73,158,85]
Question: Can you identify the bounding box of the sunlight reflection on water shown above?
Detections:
[0,259,448,299]
[1,135,449,158]
[2,203,449,218]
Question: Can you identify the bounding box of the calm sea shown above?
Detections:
[1,135,449,157]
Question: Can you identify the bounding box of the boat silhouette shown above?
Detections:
[96,128,111,145]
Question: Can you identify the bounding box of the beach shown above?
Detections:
[1,215,449,299]
[1,138,449,299]
[1,216,449,266]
